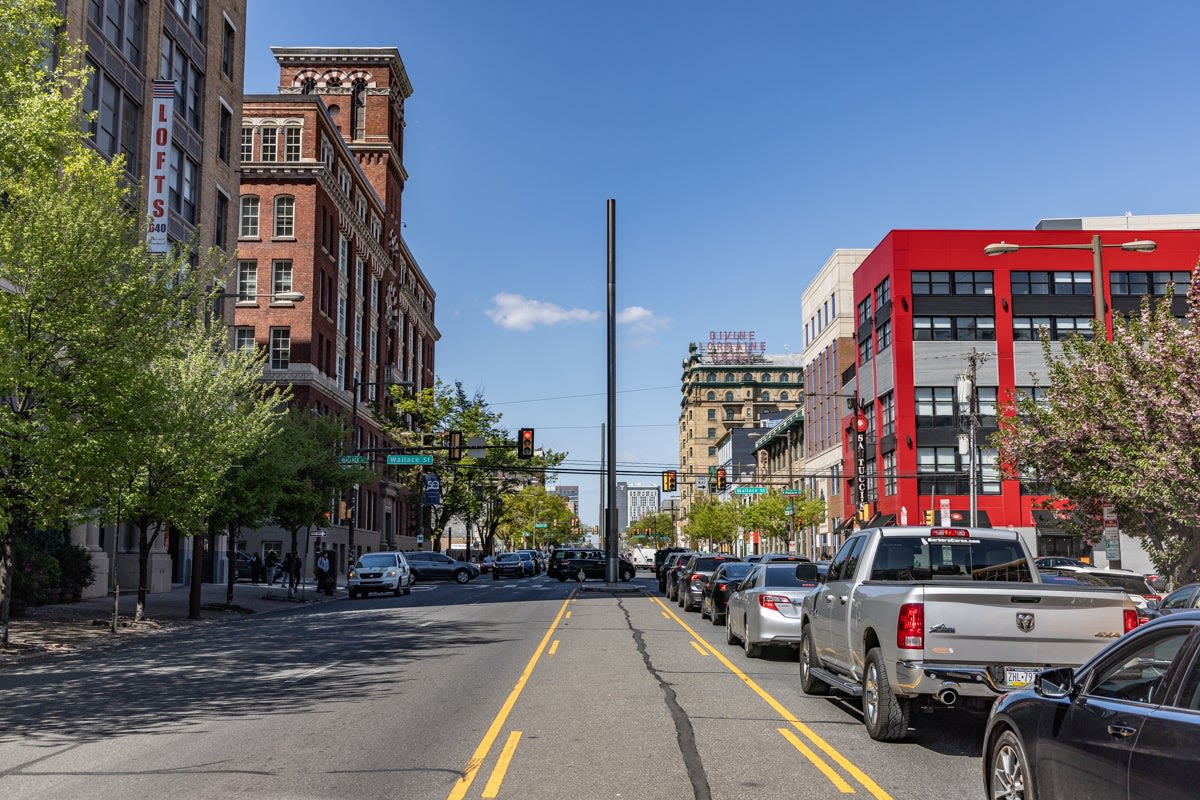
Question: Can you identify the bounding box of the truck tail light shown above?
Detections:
[759,594,790,611]
[897,603,924,649]
[1123,609,1139,634]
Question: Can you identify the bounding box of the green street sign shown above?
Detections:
[734,487,767,495]
[534,523,548,529]
[340,455,368,464]
[782,489,801,495]
[387,454,434,465]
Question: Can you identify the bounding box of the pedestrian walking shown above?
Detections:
[287,552,301,594]
[316,550,332,595]
[250,552,263,584]
[265,550,280,585]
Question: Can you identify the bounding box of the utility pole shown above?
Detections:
[957,349,989,528]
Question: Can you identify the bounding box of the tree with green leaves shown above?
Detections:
[738,490,827,552]
[685,497,740,551]
[626,511,675,548]
[995,274,1200,587]
[496,485,575,550]
[381,380,565,554]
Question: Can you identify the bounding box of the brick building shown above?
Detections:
[235,46,439,569]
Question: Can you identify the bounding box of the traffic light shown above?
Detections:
[715,467,727,491]
[448,430,463,461]
[662,469,677,492]
[923,509,934,525]
[517,427,535,458]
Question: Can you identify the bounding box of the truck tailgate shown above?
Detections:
[917,582,1129,667]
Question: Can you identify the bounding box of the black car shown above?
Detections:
[663,553,692,600]
[548,548,635,582]
[700,561,755,625]
[658,551,690,593]
[1157,583,1200,615]
[405,551,479,583]
[677,553,741,612]
[492,552,532,578]
[982,611,1200,800]
[655,547,689,580]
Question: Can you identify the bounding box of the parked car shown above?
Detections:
[655,546,690,581]
[1156,583,1200,615]
[232,551,254,582]
[659,551,690,594]
[678,554,741,612]
[725,562,821,657]
[758,553,810,563]
[517,549,543,573]
[982,611,1200,800]
[1049,565,1162,608]
[664,553,693,600]
[701,561,755,625]
[406,550,479,583]
[1034,556,1089,569]
[346,551,413,599]
[493,552,532,578]
[478,556,496,574]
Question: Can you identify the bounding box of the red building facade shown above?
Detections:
[236,47,439,563]
[844,228,1200,553]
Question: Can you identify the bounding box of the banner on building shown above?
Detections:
[146,80,175,253]
[853,411,868,508]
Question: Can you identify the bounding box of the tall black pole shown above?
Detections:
[346,379,358,578]
[606,199,618,583]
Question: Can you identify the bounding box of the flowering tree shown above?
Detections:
[995,268,1200,586]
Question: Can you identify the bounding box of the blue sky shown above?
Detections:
[244,1,1200,525]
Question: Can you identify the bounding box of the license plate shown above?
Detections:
[1005,668,1038,688]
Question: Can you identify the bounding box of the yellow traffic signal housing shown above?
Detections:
[715,467,727,491]
[662,469,677,492]
[448,430,463,461]
[923,509,935,525]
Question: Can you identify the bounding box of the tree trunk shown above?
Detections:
[135,519,158,622]
[188,530,203,619]
[0,535,12,647]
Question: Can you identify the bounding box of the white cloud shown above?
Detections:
[486,293,600,331]
[617,305,669,333]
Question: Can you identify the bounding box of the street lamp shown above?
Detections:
[983,236,1156,323]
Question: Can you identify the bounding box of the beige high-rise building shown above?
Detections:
[677,332,804,531]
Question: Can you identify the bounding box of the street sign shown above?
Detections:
[468,436,487,459]
[340,455,368,464]
[939,498,952,527]
[534,523,548,529]
[387,454,434,465]
[781,489,801,495]
[734,487,767,495]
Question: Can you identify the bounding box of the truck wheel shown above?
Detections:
[863,646,911,742]
[988,729,1035,800]
[799,625,829,696]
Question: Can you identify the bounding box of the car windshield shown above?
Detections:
[498,554,521,562]
[357,554,397,568]
[716,563,754,580]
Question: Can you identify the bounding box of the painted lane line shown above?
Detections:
[445,592,573,800]
[481,731,522,799]
[690,640,708,657]
[651,596,893,800]
[549,639,560,655]
[779,728,854,793]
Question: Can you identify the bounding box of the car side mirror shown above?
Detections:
[796,563,820,582]
[1034,667,1075,699]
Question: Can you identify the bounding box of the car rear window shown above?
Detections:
[869,536,1034,582]
[1088,573,1154,595]
[694,556,739,572]
[717,563,754,580]
[763,564,817,587]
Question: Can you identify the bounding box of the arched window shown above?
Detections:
[273,195,294,237]
[743,373,753,381]
[706,391,716,401]
[724,372,734,381]
[761,373,771,382]
[300,78,316,94]
[706,372,716,382]
[779,391,789,401]
[761,391,771,401]
[351,81,367,140]
[725,391,734,402]
[239,195,259,238]
[779,373,790,382]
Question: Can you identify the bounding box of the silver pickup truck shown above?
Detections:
[798,525,1138,741]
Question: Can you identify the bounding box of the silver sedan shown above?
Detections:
[725,562,821,658]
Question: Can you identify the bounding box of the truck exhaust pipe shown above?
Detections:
[935,688,958,706]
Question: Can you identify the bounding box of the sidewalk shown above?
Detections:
[1,579,337,667]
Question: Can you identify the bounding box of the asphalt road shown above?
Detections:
[0,573,989,799]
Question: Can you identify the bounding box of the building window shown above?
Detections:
[1011,271,1092,295]
[706,372,716,382]
[707,409,716,419]
[284,126,301,162]
[160,32,202,131]
[1111,271,1191,296]
[979,448,1001,494]
[707,428,717,439]
[170,0,205,38]
[876,319,892,351]
[269,327,290,370]
[917,446,959,495]
[83,65,141,166]
[90,0,146,63]
[233,327,255,354]
[706,391,716,401]
[273,195,294,238]
[214,191,228,249]
[168,145,197,223]
[240,126,254,162]
[351,80,367,140]
[911,271,993,295]
[779,373,789,382]
[260,125,277,162]
[725,391,734,402]
[779,391,789,400]
[913,316,994,341]
[880,392,895,437]
[761,391,771,402]
[883,451,896,495]
[218,105,232,163]
[239,195,259,238]
[236,260,257,301]
[858,335,872,364]
[915,387,955,428]
[875,277,891,310]
[272,260,293,299]
[221,18,235,77]
[857,296,872,326]
[1013,316,1094,341]
[708,447,717,457]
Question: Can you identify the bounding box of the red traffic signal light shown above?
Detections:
[517,428,535,458]
[715,468,727,491]
[662,470,677,492]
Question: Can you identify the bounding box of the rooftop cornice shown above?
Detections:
[271,46,413,98]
